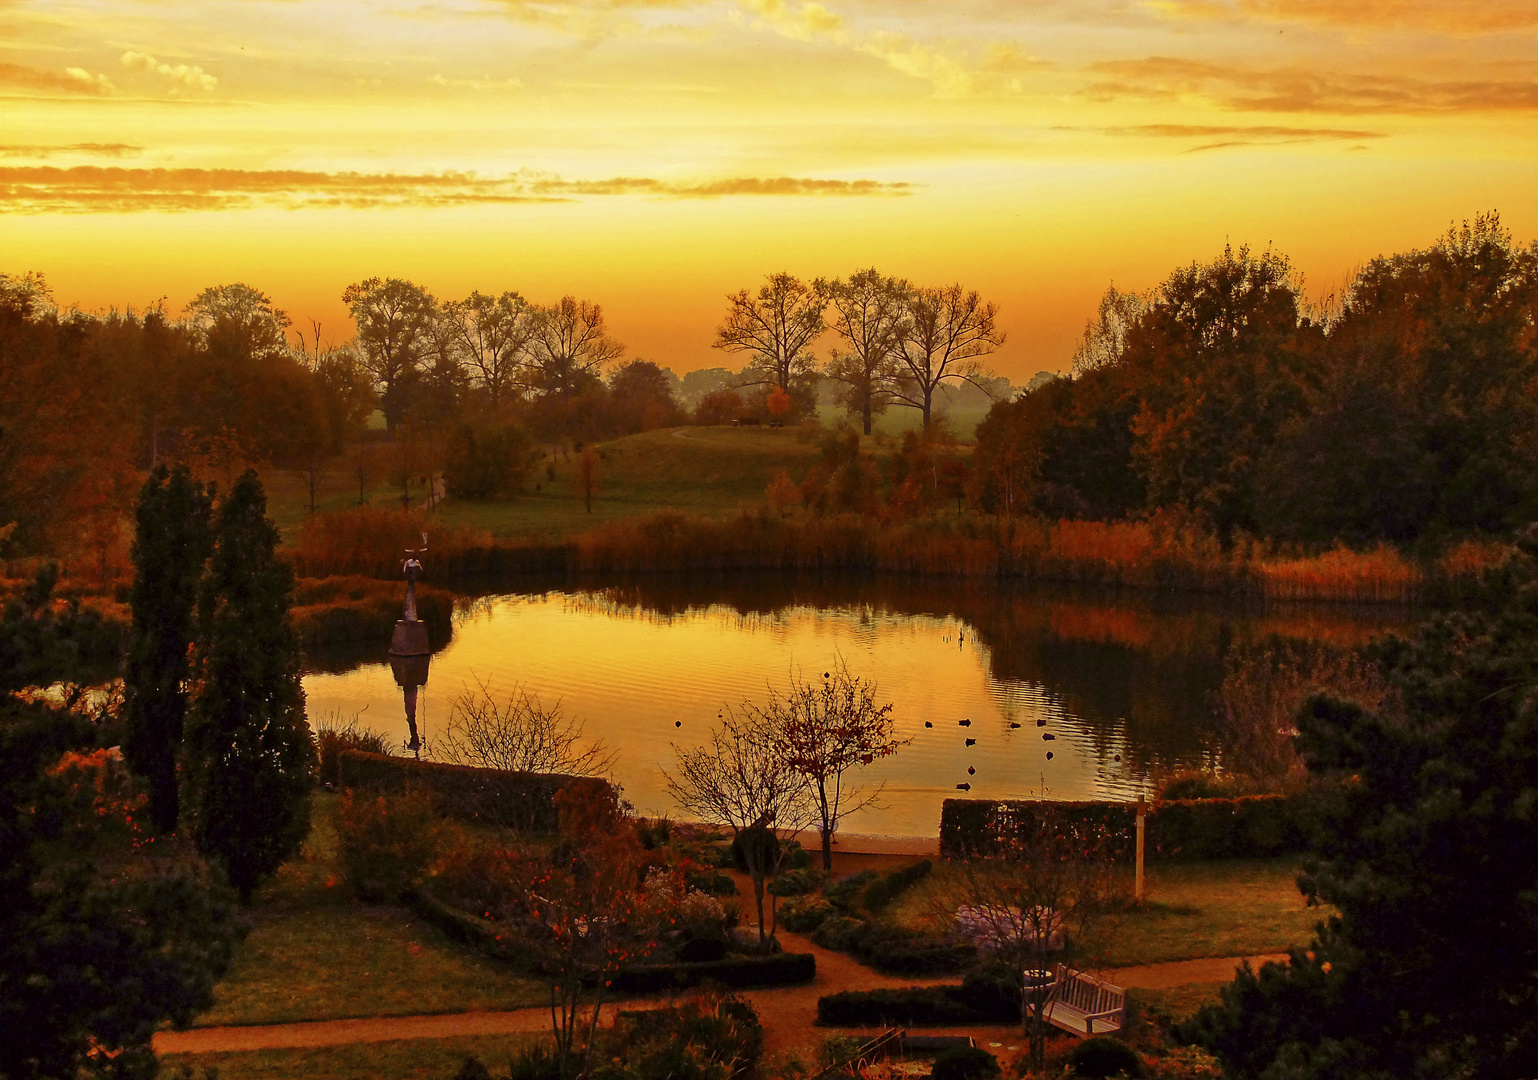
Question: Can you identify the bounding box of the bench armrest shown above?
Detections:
[1083,1007,1124,1020]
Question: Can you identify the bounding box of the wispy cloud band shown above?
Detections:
[0,166,914,213]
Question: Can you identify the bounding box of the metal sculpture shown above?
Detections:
[388,534,431,755]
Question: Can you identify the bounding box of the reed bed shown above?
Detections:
[1256,544,1421,603]
[281,504,1515,606]
[288,506,492,579]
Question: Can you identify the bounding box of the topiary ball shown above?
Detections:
[1068,1035,1144,1078]
[930,1044,1000,1080]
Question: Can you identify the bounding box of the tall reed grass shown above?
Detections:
[287,506,491,579]
[282,504,1513,605]
[1256,544,1420,603]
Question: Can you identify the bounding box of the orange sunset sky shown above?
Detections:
[4,0,1536,379]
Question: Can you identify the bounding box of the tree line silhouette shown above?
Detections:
[973,213,1538,549]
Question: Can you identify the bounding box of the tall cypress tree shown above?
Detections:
[123,464,213,835]
[183,470,314,901]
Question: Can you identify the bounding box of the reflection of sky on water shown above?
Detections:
[304,591,1154,838]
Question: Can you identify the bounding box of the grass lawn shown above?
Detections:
[892,857,1324,970]
[433,426,826,541]
[199,793,547,1027]
[1129,982,1227,1024]
[159,1034,542,1080]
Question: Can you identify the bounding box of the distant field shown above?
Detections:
[265,425,894,543]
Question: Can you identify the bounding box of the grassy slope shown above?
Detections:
[264,426,834,543]
[198,793,547,1027]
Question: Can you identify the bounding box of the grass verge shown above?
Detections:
[160,1034,542,1080]
[892,857,1323,971]
[198,792,547,1027]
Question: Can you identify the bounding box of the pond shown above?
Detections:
[302,574,1417,841]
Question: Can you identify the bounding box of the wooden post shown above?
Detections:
[1135,796,1146,903]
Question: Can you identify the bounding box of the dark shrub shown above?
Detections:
[1069,1036,1144,1078]
[768,867,826,897]
[452,1056,492,1080]
[862,859,933,909]
[685,869,738,897]
[931,1045,999,1080]
[780,895,835,933]
[811,914,864,951]
[845,920,974,976]
[824,870,879,911]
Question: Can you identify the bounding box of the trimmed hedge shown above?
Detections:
[939,795,1308,861]
[608,951,815,994]
[338,749,606,832]
[812,916,975,975]
[817,973,1018,1027]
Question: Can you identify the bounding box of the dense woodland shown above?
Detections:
[973,214,1538,550]
[2,214,1533,576]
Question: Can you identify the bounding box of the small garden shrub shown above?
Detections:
[768,867,826,897]
[1070,1036,1144,1078]
[823,870,879,911]
[861,859,932,909]
[685,869,739,897]
[779,895,835,933]
[810,914,864,951]
[336,787,443,901]
[931,1045,999,1080]
[603,990,764,1080]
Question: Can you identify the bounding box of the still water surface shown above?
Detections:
[303,576,1415,840]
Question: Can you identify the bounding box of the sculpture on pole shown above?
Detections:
[389,534,431,755]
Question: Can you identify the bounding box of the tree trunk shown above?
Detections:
[862,398,873,436]
[821,827,834,872]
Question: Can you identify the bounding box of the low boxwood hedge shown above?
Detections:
[817,970,1018,1026]
[609,951,816,994]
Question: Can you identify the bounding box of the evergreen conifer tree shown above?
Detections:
[123,464,213,834]
[183,470,314,901]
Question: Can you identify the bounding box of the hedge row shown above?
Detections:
[939,794,1308,861]
[609,952,816,994]
[338,749,608,832]
[817,979,1018,1027]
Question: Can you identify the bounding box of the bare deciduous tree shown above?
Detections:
[892,283,1005,427]
[434,675,614,776]
[713,272,826,397]
[819,269,908,436]
[442,290,537,411]
[665,706,815,946]
[529,296,624,399]
[772,661,907,871]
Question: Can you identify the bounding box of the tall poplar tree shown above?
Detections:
[123,464,212,834]
[183,470,313,901]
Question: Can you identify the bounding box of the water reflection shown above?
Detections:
[302,573,1417,839]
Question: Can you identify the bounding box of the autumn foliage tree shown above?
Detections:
[771,662,907,870]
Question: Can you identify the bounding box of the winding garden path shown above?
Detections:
[154,934,1287,1058]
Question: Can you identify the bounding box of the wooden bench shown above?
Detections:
[1043,964,1125,1037]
